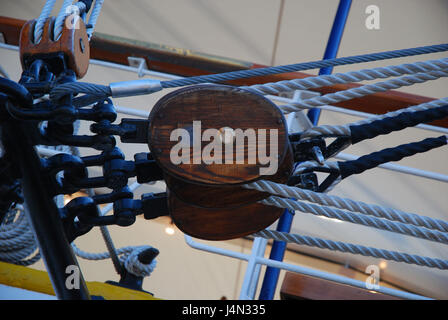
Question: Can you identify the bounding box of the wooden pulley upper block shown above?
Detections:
[19,16,90,78]
[148,84,289,185]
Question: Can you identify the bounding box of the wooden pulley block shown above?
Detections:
[19,16,90,78]
[167,190,283,240]
[148,84,290,185]
[164,144,293,208]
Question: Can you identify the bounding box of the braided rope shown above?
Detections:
[33,0,56,44]
[300,97,448,139]
[338,135,448,178]
[245,180,448,233]
[278,69,448,114]
[245,58,448,96]
[253,229,448,270]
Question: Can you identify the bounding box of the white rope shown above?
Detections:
[86,0,105,40]
[244,180,448,233]
[253,229,448,270]
[33,0,56,44]
[278,69,448,114]
[245,58,448,96]
[261,196,448,245]
[72,243,157,277]
[0,205,40,266]
[53,0,74,41]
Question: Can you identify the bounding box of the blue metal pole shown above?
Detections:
[258,0,352,300]
[258,208,294,300]
[307,0,352,125]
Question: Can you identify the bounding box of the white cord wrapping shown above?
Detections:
[72,243,157,277]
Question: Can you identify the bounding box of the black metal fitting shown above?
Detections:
[141,192,169,220]
[134,152,164,183]
[287,172,319,191]
[290,137,327,163]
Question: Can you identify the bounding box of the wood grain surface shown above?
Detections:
[148,84,289,185]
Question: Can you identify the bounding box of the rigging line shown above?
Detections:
[86,0,105,40]
[292,135,448,192]
[244,179,448,233]
[246,58,448,96]
[53,0,74,41]
[278,69,448,114]
[270,0,285,67]
[160,43,448,88]
[33,0,57,44]
[49,44,448,100]
[300,98,448,140]
[253,229,448,270]
[261,196,448,246]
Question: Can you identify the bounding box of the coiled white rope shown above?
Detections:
[0,205,40,266]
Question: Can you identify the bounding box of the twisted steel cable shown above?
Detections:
[161,43,448,88]
[50,82,111,101]
[49,44,448,99]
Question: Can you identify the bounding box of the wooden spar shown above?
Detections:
[0,16,445,128]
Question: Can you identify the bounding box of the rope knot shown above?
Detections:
[122,246,158,278]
